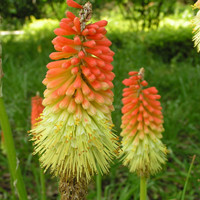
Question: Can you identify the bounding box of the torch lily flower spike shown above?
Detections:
[30,0,118,193]
[120,68,167,177]
[192,0,200,52]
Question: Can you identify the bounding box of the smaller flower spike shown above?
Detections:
[121,68,167,177]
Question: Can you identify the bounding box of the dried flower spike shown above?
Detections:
[30,0,118,186]
[121,68,167,177]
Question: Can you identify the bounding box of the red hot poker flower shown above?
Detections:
[30,0,118,188]
[121,68,167,177]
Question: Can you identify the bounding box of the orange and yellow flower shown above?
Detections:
[120,68,167,177]
[30,0,118,182]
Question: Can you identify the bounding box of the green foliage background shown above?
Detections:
[0,0,194,28]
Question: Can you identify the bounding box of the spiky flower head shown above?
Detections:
[192,0,200,52]
[120,68,167,177]
[30,0,118,182]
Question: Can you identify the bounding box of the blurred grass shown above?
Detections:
[1,10,200,200]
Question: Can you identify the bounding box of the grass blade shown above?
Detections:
[181,155,196,200]
[0,98,28,199]
[0,44,28,199]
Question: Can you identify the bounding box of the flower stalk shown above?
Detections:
[96,164,102,200]
[140,177,147,200]
[59,173,88,200]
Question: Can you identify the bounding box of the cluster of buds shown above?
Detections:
[120,68,167,177]
[30,0,118,186]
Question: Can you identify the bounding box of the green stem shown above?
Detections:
[140,177,147,200]
[0,98,28,199]
[39,166,46,200]
[96,165,102,200]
